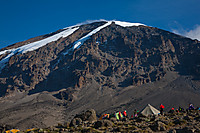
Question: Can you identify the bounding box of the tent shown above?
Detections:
[140,104,160,116]
[5,129,20,133]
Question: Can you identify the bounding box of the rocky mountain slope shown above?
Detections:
[0,20,200,129]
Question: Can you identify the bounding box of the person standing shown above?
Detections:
[189,104,194,110]
[160,104,165,115]
[134,109,137,117]
[123,110,127,118]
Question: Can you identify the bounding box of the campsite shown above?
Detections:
[2,104,200,133]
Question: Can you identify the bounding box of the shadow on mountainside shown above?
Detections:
[175,47,200,80]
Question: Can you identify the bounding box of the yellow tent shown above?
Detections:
[6,129,20,133]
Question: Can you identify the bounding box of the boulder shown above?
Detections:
[150,121,167,131]
[103,119,113,127]
[85,109,97,122]
[70,118,82,127]
[93,120,113,129]
[74,109,97,122]
[94,121,103,129]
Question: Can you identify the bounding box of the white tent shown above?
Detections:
[141,104,160,116]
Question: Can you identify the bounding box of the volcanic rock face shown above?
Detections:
[0,20,200,129]
[1,21,199,96]
[0,21,107,96]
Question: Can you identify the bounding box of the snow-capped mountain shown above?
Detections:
[0,21,144,71]
[0,20,200,129]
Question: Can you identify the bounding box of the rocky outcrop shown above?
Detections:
[72,109,97,123]
[70,118,82,127]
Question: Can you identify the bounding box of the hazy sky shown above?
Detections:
[0,0,200,49]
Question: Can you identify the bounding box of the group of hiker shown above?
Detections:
[168,104,200,114]
[99,110,128,120]
[157,103,199,115]
[99,103,200,121]
[99,109,144,121]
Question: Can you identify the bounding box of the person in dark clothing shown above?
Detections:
[178,106,184,112]
[189,104,194,110]
[168,108,175,113]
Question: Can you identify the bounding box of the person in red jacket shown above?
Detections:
[123,110,127,118]
[160,104,165,115]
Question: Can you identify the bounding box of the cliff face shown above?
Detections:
[0,21,200,129]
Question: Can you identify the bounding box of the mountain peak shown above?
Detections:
[65,20,145,29]
[0,20,200,129]
[0,20,145,71]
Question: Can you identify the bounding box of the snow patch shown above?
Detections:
[0,52,15,70]
[73,21,112,49]
[63,21,112,55]
[16,27,79,54]
[0,49,13,55]
[113,21,145,27]
[0,26,79,71]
